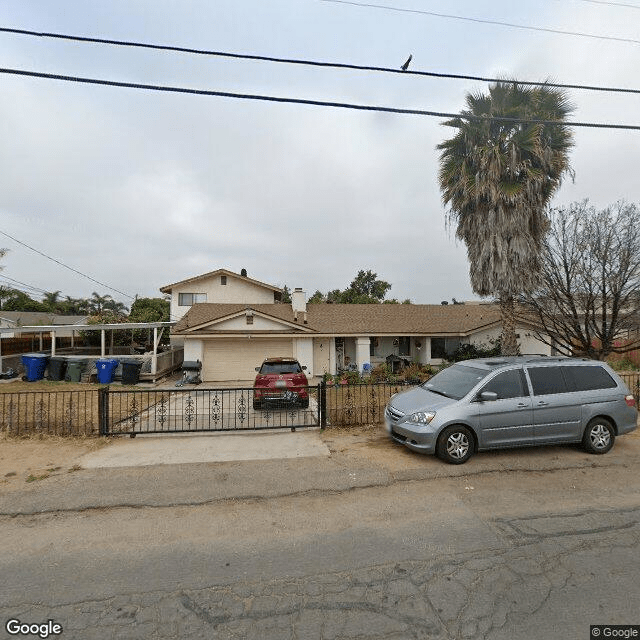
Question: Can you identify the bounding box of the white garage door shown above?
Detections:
[203,338,293,382]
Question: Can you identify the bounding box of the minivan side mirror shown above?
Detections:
[255,367,260,372]
[302,365,307,370]
[479,391,498,402]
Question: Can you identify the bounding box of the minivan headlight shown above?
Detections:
[409,411,435,425]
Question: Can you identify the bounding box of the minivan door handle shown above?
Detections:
[516,403,528,408]
[536,401,549,407]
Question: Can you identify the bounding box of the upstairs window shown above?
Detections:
[221,275,227,285]
[178,293,207,306]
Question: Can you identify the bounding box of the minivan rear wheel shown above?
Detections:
[437,426,474,464]
[583,418,615,454]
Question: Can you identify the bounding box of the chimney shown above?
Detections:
[240,268,247,277]
[292,288,306,316]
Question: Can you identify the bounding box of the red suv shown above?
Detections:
[253,358,309,410]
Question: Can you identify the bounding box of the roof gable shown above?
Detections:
[159,269,282,295]
[175,304,314,334]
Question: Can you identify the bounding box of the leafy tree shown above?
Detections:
[437,81,574,355]
[340,270,391,303]
[1,290,48,312]
[129,297,170,322]
[308,290,325,304]
[519,201,640,360]
[281,285,292,303]
[307,270,394,304]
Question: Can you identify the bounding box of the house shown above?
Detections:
[0,312,89,336]
[161,269,551,382]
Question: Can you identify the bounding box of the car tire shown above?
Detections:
[582,417,615,454]
[437,425,474,464]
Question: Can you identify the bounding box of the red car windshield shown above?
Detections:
[259,362,302,375]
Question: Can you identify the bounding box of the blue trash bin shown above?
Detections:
[96,359,119,384]
[21,354,50,382]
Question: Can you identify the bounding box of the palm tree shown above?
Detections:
[42,290,62,312]
[89,292,113,314]
[437,81,574,355]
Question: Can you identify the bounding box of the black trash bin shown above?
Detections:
[121,359,143,385]
[47,357,67,381]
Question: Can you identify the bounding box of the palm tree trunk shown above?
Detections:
[500,295,519,356]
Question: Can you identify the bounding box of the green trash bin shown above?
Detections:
[65,358,86,383]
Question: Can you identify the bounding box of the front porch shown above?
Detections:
[327,335,464,375]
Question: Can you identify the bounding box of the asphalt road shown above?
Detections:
[1,446,640,639]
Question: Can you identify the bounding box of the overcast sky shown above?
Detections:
[1,0,639,309]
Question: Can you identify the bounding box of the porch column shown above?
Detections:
[356,337,371,373]
[39,332,43,351]
[50,331,56,357]
[101,330,106,357]
[151,327,158,376]
[329,337,337,375]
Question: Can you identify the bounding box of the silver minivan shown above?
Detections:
[385,356,638,464]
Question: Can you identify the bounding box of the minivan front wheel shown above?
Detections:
[583,418,615,454]
[437,426,474,464]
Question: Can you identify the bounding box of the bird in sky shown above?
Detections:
[401,54,412,71]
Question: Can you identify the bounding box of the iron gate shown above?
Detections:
[100,384,326,436]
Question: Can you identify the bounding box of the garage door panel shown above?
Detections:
[203,339,293,381]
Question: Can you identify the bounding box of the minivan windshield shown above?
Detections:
[422,364,490,400]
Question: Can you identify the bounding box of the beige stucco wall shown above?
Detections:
[169,274,277,321]
[293,338,314,376]
[214,314,290,330]
[468,326,552,356]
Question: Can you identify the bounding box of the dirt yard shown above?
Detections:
[0,434,110,488]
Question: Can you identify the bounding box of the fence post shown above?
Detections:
[319,380,326,429]
[98,386,109,436]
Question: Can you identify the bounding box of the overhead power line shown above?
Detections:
[0,26,639,95]
[0,229,135,300]
[320,0,640,45]
[576,0,640,8]
[1,66,640,130]
[0,273,50,295]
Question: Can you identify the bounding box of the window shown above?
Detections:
[431,337,462,359]
[221,275,227,285]
[369,337,376,357]
[178,293,207,306]
[562,365,617,392]
[527,367,568,396]
[246,315,254,325]
[479,369,526,400]
[398,336,410,356]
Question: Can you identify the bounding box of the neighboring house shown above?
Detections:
[0,312,88,337]
[163,269,550,382]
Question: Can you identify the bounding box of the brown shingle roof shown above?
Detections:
[173,303,502,335]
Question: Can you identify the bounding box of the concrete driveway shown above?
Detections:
[80,429,330,469]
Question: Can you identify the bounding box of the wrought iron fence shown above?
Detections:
[103,385,322,435]
[0,390,99,436]
[325,381,421,426]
